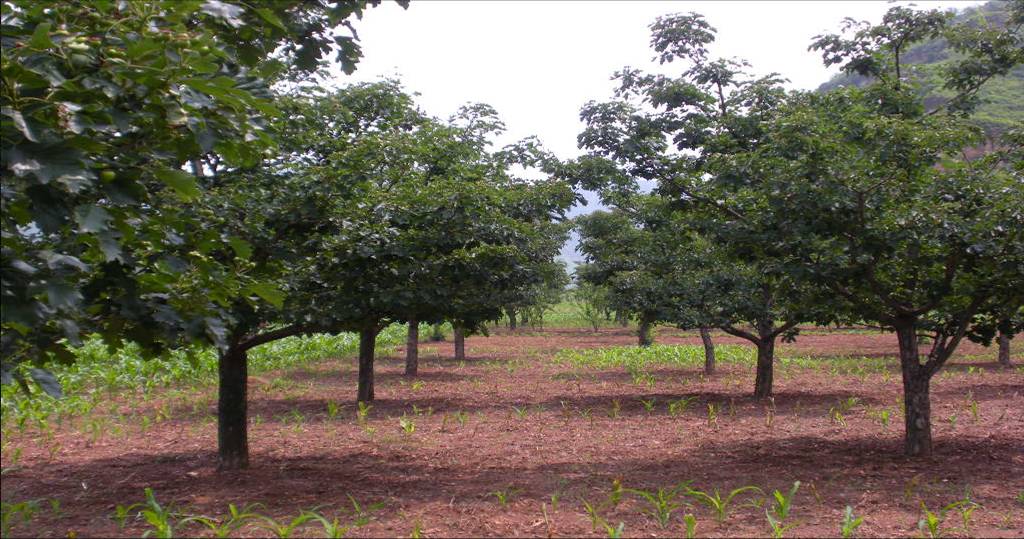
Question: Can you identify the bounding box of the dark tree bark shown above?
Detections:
[454,325,466,360]
[896,322,932,457]
[430,323,445,342]
[638,317,653,347]
[358,326,378,402]
[508,309,518,330]
[405,319,419,376]
[753,339,775,399]
[215,324,308,471]
[998,331,1012,366]
[700,327,716,376]
[218,346,248,470]
[720,320,797,399]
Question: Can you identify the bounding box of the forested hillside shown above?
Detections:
[818,1,1023,135]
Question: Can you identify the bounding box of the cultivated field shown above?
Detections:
[2,322,1022,538]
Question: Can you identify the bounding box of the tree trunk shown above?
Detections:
[357,327,377,402]
[508,309,517,330]
[638,318,653,347]
[430,323,445,342]
[896,323,932,457]
[997,332,1012,366]
[700,327,716,376]
[405,319,419,376]
[218,346,248,470]
[454,325,466,361]
[753,339,774,398]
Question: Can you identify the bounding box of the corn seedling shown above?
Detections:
[706,403,720,428]
[608,478,624,508]
[668,397,696,417]
[301,509,352,538]
[601,520,625,538]
[765,397,776,428]
[253,511,317,538]
[828,407,847,427]
[626,483,690,529]
[839,506,863,538]
[765,508,797,538]
[2,499,41,537]
[326,401,341,420]
[581,498,604,531]
[491,487,522,508]
[511,405,529,419]
[682,513,697,538]
[455,410,469,426]
[115,488,178,539]
[356,402,372,424]
[410,520,424,539]
[769,481,800,521]
[399,415,415,435]
[346,494,384,527]
[947,413,958,431]
[640,398,656,414]
[181,503,264,538]
[411,380,424,391]
[917,497,977,539]
[608,399,621,419]
[685,485,764,522]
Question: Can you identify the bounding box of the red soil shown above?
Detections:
[2,327,1022,537]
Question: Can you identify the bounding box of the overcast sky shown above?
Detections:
[337,0,984,159]
[332,0,985,264]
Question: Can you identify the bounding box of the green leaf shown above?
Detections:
[29,22,54,49]
[254,8,287,31]
[228,237,253,260]
[154,169,201,200]
[247,281,285,308]
[74,204,112,233]
[200,0,245,28]
[1,107,38,142]
[29,368,63,399]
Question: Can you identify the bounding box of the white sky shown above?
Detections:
[337,0,984,160]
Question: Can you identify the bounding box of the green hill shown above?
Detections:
[818,1,1023,135]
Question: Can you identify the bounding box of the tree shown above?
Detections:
[569,13,823,393]
[707,4,1024,456]
[1,0,400,384]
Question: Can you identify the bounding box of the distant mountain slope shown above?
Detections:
[817,1,1023,135]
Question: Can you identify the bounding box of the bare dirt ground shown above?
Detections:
[2,327,1022,538]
